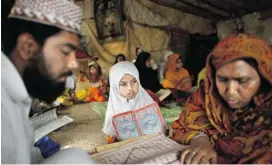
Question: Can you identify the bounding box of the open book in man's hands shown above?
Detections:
[30,108,73,142]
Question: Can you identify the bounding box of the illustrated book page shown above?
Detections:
[112,102,166,140]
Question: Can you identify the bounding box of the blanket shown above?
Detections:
[91,102,184,126]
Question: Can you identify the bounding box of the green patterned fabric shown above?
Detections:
[91,102,184,126]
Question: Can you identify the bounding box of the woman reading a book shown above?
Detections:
[103,61,166,143]
[171,34,272,164]
[162,54,192,92]
[134,52,162,93]
[134,52,169,103]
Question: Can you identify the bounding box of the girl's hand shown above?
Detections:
[180,136,217,164]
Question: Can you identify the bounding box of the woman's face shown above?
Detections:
[216,60,261,109]
[136,48,142,55]
[145,57,151,68]
[117,56,124,63]
[119,74,139,99]
[89,66,97,75]
[176,58,183,70]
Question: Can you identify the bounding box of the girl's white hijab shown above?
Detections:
[103,61,154,136]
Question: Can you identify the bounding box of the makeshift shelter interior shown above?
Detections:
[2,0,272,163]
[75,0,272,84]
[5,0,270,158]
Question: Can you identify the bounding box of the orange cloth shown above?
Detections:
[106,135,118,144]
[162,54,192,91]
[171,34,272,164]
[86,87,106,102]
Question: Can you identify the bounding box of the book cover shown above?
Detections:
[112,111,140,140]
[112,102,166,140]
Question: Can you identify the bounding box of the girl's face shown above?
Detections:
[89,66,97,75]
[146,57,151,68]
[119,74,139,99]
[176,58,183,70]
[117,56,124,63]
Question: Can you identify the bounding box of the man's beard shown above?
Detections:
[22,53,68,104]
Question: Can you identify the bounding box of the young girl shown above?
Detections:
[86,60,107,102]
[103,61,166,143]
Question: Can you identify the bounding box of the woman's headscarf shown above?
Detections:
[135,46,143,56]
[167,54,181,72]
[164,51,174,62]
[134,52,150,71]
[103,61,154,136]
[134,52,163,92]
[205,33,272,133]
[163,54,191,91]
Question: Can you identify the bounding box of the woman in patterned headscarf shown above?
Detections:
[171,34,272,164]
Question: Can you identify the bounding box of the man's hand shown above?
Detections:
[180,136,217,164]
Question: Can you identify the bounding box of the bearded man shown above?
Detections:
[1,0,97,163]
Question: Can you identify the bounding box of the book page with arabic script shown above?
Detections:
[91,134,188,164]
[31,109,58,129]
[34,115,73,142]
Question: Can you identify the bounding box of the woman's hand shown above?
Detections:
[180,136,217,164]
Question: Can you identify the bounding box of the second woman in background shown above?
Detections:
[134,52,163,93]
[162,54,192,92]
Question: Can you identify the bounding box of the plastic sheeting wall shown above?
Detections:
[77,0,214,75]
[217,12,272,45]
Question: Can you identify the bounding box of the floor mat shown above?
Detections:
[48,103,107,153]
[48,102,184,153]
